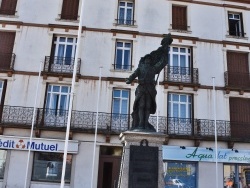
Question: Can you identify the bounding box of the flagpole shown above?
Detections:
[90,67,102,188]
[212,77,218,188]
[60,0,85,187]
[24,61,43,188]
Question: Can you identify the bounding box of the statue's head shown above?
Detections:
[161,33,173,46]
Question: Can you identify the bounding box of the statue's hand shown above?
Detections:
[125,78,131,84]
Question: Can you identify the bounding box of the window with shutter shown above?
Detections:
[61,0,79,20]
[172,5,187,30]
[227,51,249,88]
[0,0,17,15]
[230,97,250,138]
[0,32,16,70]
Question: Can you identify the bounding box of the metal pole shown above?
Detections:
[90,67,102,188]
[156,77,160,132]
[60,0,85,187]
[24,61,43,188]
[212,77,218,188]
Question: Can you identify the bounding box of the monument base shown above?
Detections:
[118,131,168,188]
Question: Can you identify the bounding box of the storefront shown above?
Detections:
[162,146,250,188]
[0,135,78,187]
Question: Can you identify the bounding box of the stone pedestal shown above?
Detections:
[118,131,168,188]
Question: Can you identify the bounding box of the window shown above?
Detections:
[61,0,79,20]
[32,152,72,183]
[50,36,77,73]
[0,0,17,15]
[112,89,129,114]
[117,1,134,25]
[229,97,250,139]
[172,5,187,30]
[0,150,7,179]
[0,31,15,70]
[112,89,130,131]
[115,40,132,71]
[164,161,197,188]
[168,46,191,83]
[168,93,192,134]
[44,85,71,126]
[228,12,244,37]
[224,164,250,188]
[226,51,249,88]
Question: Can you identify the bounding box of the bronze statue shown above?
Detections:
[126,33,173,132]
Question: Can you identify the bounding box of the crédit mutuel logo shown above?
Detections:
[0,138,59,151]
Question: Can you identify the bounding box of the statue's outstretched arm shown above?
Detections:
[126,68,139,84]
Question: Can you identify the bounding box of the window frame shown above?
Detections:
[168,92,192,119]
[45,84,71,114]
[60,0,80,20]
[53,36,77,65]
[0,80,3,105]
[228,11,245,38]
[0,0,17,16]
[171,4,188,31]
[117,0,135,26]
[31,152,73,183]
[112,88,130,115]
[114,40,133,71]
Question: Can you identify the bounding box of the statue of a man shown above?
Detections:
[126,34,173,132]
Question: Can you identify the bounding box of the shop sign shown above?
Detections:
[162,146,250,163]
[0,135,78,153]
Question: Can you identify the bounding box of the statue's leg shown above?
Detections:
[138,95,145,128]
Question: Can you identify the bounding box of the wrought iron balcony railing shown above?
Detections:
[114,63,132,71]
[0,53,15,71]
[164,66,199,84]
[116,19,135,26]
[0,105,236,139]
[43,56,81,74]
[224,71,250,88]
[228,30,245,37]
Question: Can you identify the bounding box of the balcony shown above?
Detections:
[115,19,135,26]
[0,53,15,72]
[225,71,250,89]
[1,105,245,142]
[164,66,199,86]
[43,56,81,75]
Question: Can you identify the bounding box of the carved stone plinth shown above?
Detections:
[118,131,168,188]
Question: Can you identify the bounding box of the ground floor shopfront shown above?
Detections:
[163,146,250,188]
[0,131,250,188]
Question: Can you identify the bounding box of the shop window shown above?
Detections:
[163,161,197,188]
[228,12,244,37]
[61,0,79,20]
[172,5,187,31]
[44,84,71,126]
[111,89,130,130]
[168,93,193,135]
[117,1,134,25]
[224,164,250,188]
[32,152,72,183]
[168,46,192,83]
[114,40,132,71]
[0,150,7,179]
[0,0,17,15]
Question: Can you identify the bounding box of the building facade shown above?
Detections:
[0,0,250,187]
